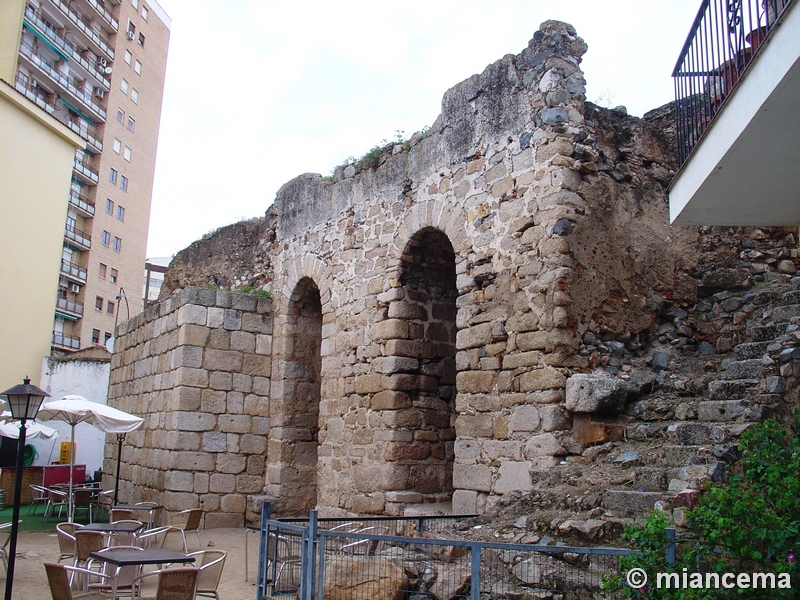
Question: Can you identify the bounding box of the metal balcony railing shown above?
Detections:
[68,188,96,216]
[52,331,81,350]
[49,0,114,60]
[73,153,99,183]
[18,39,107,121]
[84,0,119,31]
[60,259,87,282]
[672,0,793,166]
[53,108,103,151]
[14,71,55,116]
[65,224,92,248]
[56,297,84,317]
[24,3,111,89]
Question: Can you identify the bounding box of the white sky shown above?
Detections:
[146,0,700,258]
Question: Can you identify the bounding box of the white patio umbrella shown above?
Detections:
[0,419,58,440]
[37,395,144,521]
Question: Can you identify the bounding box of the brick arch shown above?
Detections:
[388,198,471,264]
[268,267,328,514]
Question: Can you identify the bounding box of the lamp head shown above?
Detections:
[0,377,49,420]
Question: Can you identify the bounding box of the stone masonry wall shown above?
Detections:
[107,21,795,524]
[108,288,272,527]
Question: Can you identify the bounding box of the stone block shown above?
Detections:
[601,490,663,516]
[256,334,273,355]
[502,351,542,369]
[455,414,494,438]
[178,324,209,347]
[456,371,495,393]
[168,451,215,472]
[177,304,207,326]
[240,434,267,454]
[172,412,216,432]
[516,331,549,351]
[231,331,256,353]
[495,461,532,494]
[509,404,541,433]
[203,349,243,373]
[572,414,623,445]
[540,404,572,431]
[372,356,419,374]
[524,433,567,457]
[565,374,627,414]
[174,386,201,411]
[355,374,382,394]
[454,439,480,460]
[387,301,427,320]
[216,453,247,474]
[453,463,492,492]
[370,319,409,340]
[219,415,252,434]
[456,323,492,350]
[203,432,227,452]
[201,389,227,413]
[452,490,479,514]
[173,345,203,369]
[519,367,566,391]
[165,471,194,492]
[223,309,242,331]
[207,307,225,328]
[241,354,271,377]
[385,442,431,461]
[241,312,272,334]
[209,371,233,391]
[209,473,237,493]
[370,391,411,410]
[174,367,209,388]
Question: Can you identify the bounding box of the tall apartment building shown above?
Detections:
[0,0,170,354]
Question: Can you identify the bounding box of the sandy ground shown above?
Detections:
[7,527,260,599]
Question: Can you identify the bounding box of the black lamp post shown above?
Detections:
[113,432,126,505]
[1,378,48,600]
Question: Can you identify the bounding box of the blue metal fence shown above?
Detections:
[256,503,631,599]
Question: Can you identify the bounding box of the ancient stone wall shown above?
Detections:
[109,21,798,525]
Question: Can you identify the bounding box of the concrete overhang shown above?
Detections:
[669,2,800,226]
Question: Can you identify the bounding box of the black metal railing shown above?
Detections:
[672,0,793,166]
[65,224,92,248]
[50,0,115,60]
[69,188,96,216]
[61,259,87,282]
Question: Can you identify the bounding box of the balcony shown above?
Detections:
[65,223,92,250]
[52,331,81,351]
[82,0,119,32]
[669,0,800,225]
[54,107,103,151]
[56,297,84,318]
[18,39,107,122]
[68,188,96,217]
[60,259,87,283]
[24,3,111,89]
[49,0,115,61]
[73,152,99,184]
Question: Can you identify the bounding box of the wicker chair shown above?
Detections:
[28,484,50,515]
[45,487,69,521]
[132,566,199,600]
[86,545,144,599]
[107,520,144,546]
[44,562,110,600]
[110,508,134,522]
[161,509,202,553]
[188,550,226,600]
[73,489,94,523]
[56,522,78,563]
[72,530,105,588]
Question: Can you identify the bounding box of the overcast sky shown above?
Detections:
[146,0,700,259]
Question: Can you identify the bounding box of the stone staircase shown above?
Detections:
[596,281,800,526]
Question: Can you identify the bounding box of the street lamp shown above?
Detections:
[113,432,127,505]
[1,377,48,600]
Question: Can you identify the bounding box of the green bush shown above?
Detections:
[607,415,800,598]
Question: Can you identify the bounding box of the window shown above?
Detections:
[95,296,104,311]
[110,268,118,283]
[123,146,131,161]
[117,206,125,221]
[101,230,111,246]
[92,329,100,344]
[134,60,142,75]
[132,0,138,8]
[138,33,145,47]
[112,138,121,153]
[142,6,148,19]
[117,108,124,123]
[104,332,112,343]
[109,168,117,184]
[120,176,128,191]
[99,263,107,278]
[113,236,122,252]
[124,50,132,65]
[130,88,138,103]
[107,301,115,315]
[121,78,128,93]
[127,117,135,132]
[106,198,114,213]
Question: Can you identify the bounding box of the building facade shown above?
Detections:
[0,0,171,356]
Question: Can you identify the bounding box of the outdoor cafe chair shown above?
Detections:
[134,501,161,528]
[44,562,111,600]
[29,484,50,515]
[110,508,134,522]
[73,488,95,523]
[93,490,114,521]
[45,487,69,521]
[107,520,145,546]
[132,566,199,600]
[86,545,144,599]
[72,530,106,588]
[340,525,389,555]
[56,522,78,563]
[188,549,226,600]
[162,508,202,553]
[265,532,301,595]
[0,522,13,573]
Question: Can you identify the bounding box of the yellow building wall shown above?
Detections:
[0,0,24,84]
[0,83,83,388]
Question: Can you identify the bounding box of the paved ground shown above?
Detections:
[8,527,259,599]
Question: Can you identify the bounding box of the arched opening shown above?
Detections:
[274,277,322,513]
[390,227,458,504]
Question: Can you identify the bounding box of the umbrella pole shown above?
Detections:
[68,423,75,522]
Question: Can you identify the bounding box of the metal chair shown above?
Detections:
[132,566,199,600]
[0,522,12,573]
[73,488,94,523]
[110,508,134,522]
[86,545,144,599]
[44,562,111,600]
[28,484,50,515]
[188,549,226,600]
[161,508,202,553]
[72,530,106,588]
[265,532,301,595]
[107,520,144,546]
[45,487,69,521]
[92,490,114,522]
[340,525,388,555]
[56,522,78,563]
[134,501,161,528]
